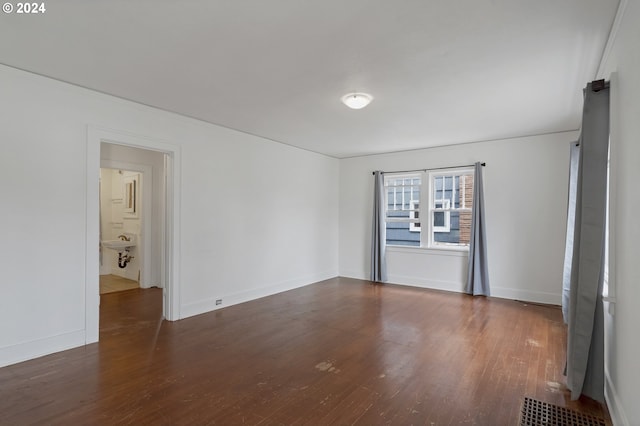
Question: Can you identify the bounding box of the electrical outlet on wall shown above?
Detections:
[215,299,222,305]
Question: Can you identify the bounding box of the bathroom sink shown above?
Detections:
[102,240,136,251]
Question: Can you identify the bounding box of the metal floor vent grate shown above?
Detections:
[520,397,606,426]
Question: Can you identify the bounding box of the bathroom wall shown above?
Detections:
[99,168,113,276]
[99,168,141,282]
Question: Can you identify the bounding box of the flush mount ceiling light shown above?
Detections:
[341,92,373,109]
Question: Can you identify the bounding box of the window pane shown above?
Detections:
[458,210,472,245]
[385,174,421,246]
[434,210,458,243]
[386,220,420,246]
[433,211,472,245]
[386,179,420,213]
[428,170,474,248]
[432,208,450,232]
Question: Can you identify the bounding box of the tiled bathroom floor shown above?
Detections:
[99,274,139,294]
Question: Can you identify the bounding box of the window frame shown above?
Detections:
[431,199,451,233]
[409,200,420,232]
[384,173,422,246]
[428,168,474,249]
[383,167,474,251]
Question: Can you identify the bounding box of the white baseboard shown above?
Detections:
[339,270,561,305]
[605,368,630,426]
[339,271,459,291]
[341,270,466,295]
[180,271,338,319]
[339,269,368,281]
[0,329,86,368]
[490,286,561,305]
[387,274,465,293]
[0,273,338,368]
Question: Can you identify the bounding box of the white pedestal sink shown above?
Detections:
[102,239,136,252]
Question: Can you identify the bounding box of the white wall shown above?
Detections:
[339,132,577,304]
[110,170,140,281]
[99,168,143,282]
[598,1,640,424]
[99,168,114,276]
[0,65,339,367]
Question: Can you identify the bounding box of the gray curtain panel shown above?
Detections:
[465,162,490,296]
[370,171,387,282]
[566,82,609,402]
[562,142,580,323]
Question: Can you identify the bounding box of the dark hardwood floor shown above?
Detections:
[0,277,610,425]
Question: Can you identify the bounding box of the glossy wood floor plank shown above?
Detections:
[0,278,610,425]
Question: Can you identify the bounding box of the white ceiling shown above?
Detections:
[0,0,619,158]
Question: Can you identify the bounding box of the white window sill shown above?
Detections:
[386,245,469,257]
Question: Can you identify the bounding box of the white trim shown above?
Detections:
[337,269,561,305]
[605,367,630,426]
[409,200,421,232]
[85,131,101,344]
[87,126,182,345]
[603,72,625,426]
[386,275,466,293]
[181,271,337,319]
[490,286,560,305]
[122,173,140,217]
[100,160,153,288]
[428,168,475,178]
[338,269,368,281]
[163,152,180,321]
[0,329,85,368]
[386,245,468,256]
[596,0,629,79]
[432,199,451,232]
[606,72,619,304]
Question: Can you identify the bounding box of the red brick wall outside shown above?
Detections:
[459,174,474,244]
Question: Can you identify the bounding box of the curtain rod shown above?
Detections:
[590,79,609,92]
[372,163,485,175]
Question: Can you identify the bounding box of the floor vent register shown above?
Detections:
[519,397,606,426]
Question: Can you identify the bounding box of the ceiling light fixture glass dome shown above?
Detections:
[341,92,373,109]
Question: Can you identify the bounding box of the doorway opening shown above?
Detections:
[98,153,161,334]
[85,127,181,344]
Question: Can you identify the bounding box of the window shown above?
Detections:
[384,168,474,249]
[429,171,474,247]
[432,198,450,232]
[385,175,421,247]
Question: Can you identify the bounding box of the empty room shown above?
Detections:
[0,1,638,424]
